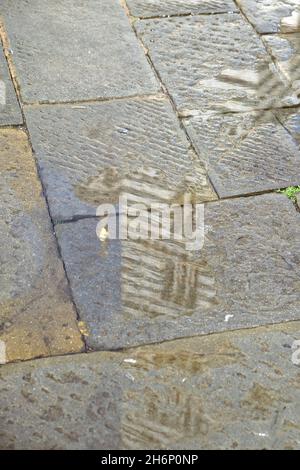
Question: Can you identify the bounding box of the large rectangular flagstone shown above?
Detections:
[24,98,215,222]
[135,13,299,114]
[1,321,300,449]
[183,110,300,197]
[126,0,238,18]
[55,193,300,350]
[0,47,22,125]
[0,129,84,363]
[237,0,300,34]
[0,0,158,103]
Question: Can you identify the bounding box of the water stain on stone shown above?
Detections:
[123,345,241,376]
[242,383,286,416]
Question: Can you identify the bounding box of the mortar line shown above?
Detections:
[53,186,300,227]
[0,19,88,352]
[131,10,240,21]
[2,317,300,367]
[121,0,220,199]
[22,92,165,107]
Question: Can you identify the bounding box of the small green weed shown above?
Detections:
[277,186,300,202]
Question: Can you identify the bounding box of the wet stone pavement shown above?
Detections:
[0,0,300,450]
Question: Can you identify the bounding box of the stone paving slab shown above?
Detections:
[55,193,300,350]
[126,0,238,18]
[0,129,84,363]
[263,33,300,85]
[1,321,300,449]
[276,108,300,145]
[237,0,300,34]
[184,111,300,197]
[135,14,299,114]
[0,47,22,125]
[24,98,215,222]
[0,0,159,103]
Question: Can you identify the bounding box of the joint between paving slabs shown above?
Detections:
[21,92,166,108]
[2,316,300,368]
[122,0,220,199]
[121,0,300,204]
[125,11,240,22]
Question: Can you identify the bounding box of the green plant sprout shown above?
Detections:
[277,186,300,202]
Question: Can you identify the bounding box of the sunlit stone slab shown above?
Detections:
[237,0,300,34]
[25,98,215,222]
[0,129,84,362]
[0,0,158,103]
[126,0,238,18]
[184,110,300,197]
[135,14,298,113]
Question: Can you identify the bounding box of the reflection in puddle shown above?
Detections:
[122,241,217,319]
[75,164,213,209]
[76,166,218,320]
[122,385,209,449]
[280,10,300,33]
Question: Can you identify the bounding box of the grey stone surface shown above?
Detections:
[25,98,215,222]
[237,0,300,34]
[276,108,300,146]
[135,14,299,114]
[263,34,300,87]
[0,129,84,362]
[0,0,158,103]
[126,0,238,18]
[1,321,300,449]
[56,193,300,350]
[184,111,300,197]
[0,47,22,125]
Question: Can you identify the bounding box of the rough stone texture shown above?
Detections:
[276,108,300,146]
[237,0,300,34]
[184,111,300,197]
[135,14,299,114]
[25,98,215,222]
[0,0,159,103]
[263,34,300,85]
[0,129,84,362]
[0,47,22,125]
[1,321,300,450]
[126,0,238,18]
[55,193,300,350]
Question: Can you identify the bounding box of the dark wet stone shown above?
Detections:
[184,111,300,197]
[0,0,158,103]
[0,47,22,125]
[24,98,215,222]
[237,0,300,34]
[1,322,300,449]
[126,0,238,17]
[135,14,299,114]
[55,193,300,350]
[0,129,83,362]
